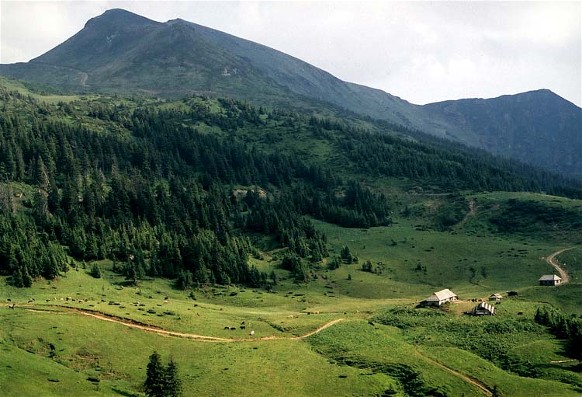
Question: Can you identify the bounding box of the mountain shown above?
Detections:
[0,9,466,133]
[424,90,582,180]
[2,81,582,396]
[1,9,580,179]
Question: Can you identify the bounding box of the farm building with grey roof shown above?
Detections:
[539,275,561,286]
[422,288,458,306]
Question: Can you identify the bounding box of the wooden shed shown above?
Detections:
[472,302,496,316]
[489,293,502,302]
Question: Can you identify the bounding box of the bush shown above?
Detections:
[89,263,102,279]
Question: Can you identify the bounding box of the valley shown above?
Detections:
[1,184,581,396]
[0,7,581,397]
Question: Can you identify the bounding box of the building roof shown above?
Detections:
[425,288,457,302]
[539,275,561,281]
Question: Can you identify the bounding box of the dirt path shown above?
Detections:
[24,306,343,343]
[416,351,493,396]
[544,247,576,284]
[292,318,343,339]
[458,199,477,227]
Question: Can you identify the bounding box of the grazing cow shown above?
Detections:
[240,325,246,330]
[230,327,236,331]
[8,303,15,309]
[250,330,255,336]
[224,326,230,330]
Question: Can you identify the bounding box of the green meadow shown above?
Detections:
[1,191,581,396]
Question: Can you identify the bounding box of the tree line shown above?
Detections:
[534,306,582,360]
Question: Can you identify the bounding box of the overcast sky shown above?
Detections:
[1,1,580,107]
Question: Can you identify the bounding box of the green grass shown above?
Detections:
[308,320,486,396]
[0,306,393,397]
[0,76,82,104]
[315,219,558,299]
[557,246,582,281]
[421,347,580,397]
[1,191,582,396]
[0,341,109,396]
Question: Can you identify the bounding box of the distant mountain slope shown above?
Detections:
[0,8,580,179]
[0,9,450,130]
[424,90,582,180]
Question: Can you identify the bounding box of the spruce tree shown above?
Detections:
[165,357,182,397]
[144,352,165,397]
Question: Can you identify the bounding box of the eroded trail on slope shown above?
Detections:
[544,247,576,284]
[24,306,343,343]
[415,350,493,397]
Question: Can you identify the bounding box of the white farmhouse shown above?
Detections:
[422,288,458,306]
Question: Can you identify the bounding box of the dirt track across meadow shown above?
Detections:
[24,306,343,343]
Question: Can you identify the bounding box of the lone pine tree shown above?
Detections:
[144,352,182,397]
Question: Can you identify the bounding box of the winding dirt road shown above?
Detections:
[25,306,343,343]
[544,247,576,284]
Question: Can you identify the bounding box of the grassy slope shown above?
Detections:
[2,191,582,396]
[0,76,83,104]
[1,81,581,396]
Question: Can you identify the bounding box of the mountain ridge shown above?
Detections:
[0,8,580,179]
[424,89,582,179]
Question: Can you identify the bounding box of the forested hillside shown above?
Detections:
[2,9,580,180]
[1,82,580,289]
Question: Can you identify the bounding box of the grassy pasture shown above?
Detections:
[0,76,82,104]
[0,306,393,397]
[1,191,582,396]
[557,246,582,281]
[315,218,557,300]
[420,346,579,397]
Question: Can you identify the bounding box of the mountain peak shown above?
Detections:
[502,89,580,110]
[515,88,564,101]
[84,8,160,30]
[29,8,161,68]
[166,18,188,24]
